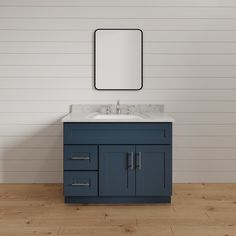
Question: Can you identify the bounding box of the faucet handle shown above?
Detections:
[127,105,135,114]
[116,100,121,114]
[106,105,112,114]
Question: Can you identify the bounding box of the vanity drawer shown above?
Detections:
[64,171,98,196]
[64,145,98,170]
[64,123,172,145]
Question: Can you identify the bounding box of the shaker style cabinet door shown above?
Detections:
[99,145,135,196]
[135,145,172,196]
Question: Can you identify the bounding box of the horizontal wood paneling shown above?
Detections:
[0,65,92,77]
[174,148,236,160]
[1,89,236,101]
[1,77,236,90]
[171,113,236,124]
[1,19,236,31]
[1,65,236,77]
[2,54,236,66]
[173,159,236,172]
[0,101,236,112]
[0,54,91,65]
[1,42,236,54]
[2,30,236,42]
[0,137,62,148]
[1,0,236,7]
[165,102,236,113]
[0,42,92,53]
[174,160,236,171]
[1,78,236,90]
[173,171,236,183]
[174,124,236,136]
[145,42,236,54]
[147,78,236,89]
[0,113,64,125]
[0,148,62,160]
[0,124,62,136]
[1,7,236,19]
[0,159,63,171]
[0,0,235,183]
[0,171,62,183]
[174,137,236,148]
[145,66,236,77]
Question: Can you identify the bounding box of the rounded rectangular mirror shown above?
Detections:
[94,29,143,90]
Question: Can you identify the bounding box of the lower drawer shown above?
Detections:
[64,171,98,196]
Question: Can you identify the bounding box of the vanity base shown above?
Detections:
[64,196,171,204]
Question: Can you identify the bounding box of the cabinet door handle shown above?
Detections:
[127,152,134,170]
[130,152,134,170]
[136,152,142,170]
[71,182,90,186]
[71,156,90,160]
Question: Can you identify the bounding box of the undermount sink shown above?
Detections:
[92,114,143,120]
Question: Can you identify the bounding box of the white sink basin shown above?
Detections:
[92,114,143,120]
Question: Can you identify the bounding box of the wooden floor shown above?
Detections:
[0,184,236,236]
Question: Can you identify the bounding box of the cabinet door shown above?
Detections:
[99,145,135,196]
[135,145,172,196]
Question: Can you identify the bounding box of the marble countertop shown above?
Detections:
[62,104,174,123]
[62,112,174,123]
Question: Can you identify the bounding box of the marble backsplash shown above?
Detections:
[71,104,164,116]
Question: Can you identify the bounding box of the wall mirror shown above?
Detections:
[94,29,143,90]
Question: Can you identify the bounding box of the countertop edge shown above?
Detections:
[61,114,174,123]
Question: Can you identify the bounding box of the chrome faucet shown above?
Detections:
[116,100,121,114]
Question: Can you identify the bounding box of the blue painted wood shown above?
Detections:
[99,145,135,196]
[64,145,98,170]
[63,122,172,203]
[64,171,98,196]
[65,196,171,204]
[135,145,172,196]
[64,123,172,145]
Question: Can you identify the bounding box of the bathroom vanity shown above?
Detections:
[62,104,174,203]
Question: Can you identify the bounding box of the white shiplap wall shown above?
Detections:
[0,0,236,183]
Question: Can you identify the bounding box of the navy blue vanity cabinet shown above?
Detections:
[63,122,172,203]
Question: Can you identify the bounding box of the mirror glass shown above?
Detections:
[94,29,143,90]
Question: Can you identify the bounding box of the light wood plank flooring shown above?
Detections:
[0,184,236,236]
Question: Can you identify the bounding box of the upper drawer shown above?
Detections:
[64,145,98,170]
[64,123,172,145]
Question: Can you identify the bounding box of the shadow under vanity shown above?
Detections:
[62,104,174,203]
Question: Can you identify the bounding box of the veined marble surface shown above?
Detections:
[62,104,174,122]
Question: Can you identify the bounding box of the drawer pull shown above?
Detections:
[71,156,90,160]
[71,182,90,186]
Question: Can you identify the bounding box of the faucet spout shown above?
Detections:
[116,100,121,114]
